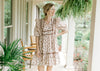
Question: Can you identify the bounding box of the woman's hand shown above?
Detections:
[56,30,68,37]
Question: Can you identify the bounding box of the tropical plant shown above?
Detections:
[0,39,26,71]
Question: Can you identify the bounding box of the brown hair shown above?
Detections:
[43,3,54,16]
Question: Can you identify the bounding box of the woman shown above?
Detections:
[33,3,68,71]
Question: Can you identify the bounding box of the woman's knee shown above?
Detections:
[38,65,44,68]
[47,66,53,69]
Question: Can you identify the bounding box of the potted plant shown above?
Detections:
[0,39,27,71]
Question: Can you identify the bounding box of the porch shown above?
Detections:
[0,0,100,71]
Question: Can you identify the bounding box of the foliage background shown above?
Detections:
[74,12,91,71]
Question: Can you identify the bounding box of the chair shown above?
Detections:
[29,35,37,67]
[20,39,36,71]
[30,35,37,46]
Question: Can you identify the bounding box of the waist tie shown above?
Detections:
[42,30,54,35]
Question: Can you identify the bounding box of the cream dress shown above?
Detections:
[32,17,67,66]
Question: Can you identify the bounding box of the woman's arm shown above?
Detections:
[56,30,68,37]
[36,36,39,51]
[56,17,68,37]
[34,18,41,57]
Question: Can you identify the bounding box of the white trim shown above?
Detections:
[4,25,13,28]
[27,0,33,45]
[20,0,23,39]
[33,0,63,5]
[22,0,26,43]
[26,23,28,24]
[17,0,20,39]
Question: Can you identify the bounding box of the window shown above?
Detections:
[4,0,12,46]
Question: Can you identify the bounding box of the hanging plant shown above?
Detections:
[55,0,92,20]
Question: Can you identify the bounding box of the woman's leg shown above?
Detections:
[38,65,45,71]
[47,66,53,71]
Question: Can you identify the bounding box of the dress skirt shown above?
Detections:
[32,34,60,66]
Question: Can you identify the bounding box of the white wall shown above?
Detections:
[91,0,100,71]
[88,0,100,71]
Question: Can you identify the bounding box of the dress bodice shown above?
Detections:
[34,17,67,36]
[41,18,55,35]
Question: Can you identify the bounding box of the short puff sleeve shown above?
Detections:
[56,17,68,31]
[34,19,41,36]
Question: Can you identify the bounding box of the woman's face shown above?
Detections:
[47,6,55,16]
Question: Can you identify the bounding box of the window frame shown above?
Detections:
[4,0,13,45]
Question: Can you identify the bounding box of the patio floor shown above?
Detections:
[25,52,67,71]
[26,65,67,71]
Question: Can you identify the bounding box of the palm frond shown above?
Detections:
[0,39,27,71]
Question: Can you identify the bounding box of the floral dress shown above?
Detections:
[32,17,67,66]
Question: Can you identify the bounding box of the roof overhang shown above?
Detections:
[33,0,63,5]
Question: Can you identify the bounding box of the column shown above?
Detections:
[88,0,100,71]
[27,0,33,45]
[65,16,75,71]
[0,0,4,42]
[61,18,68,65]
